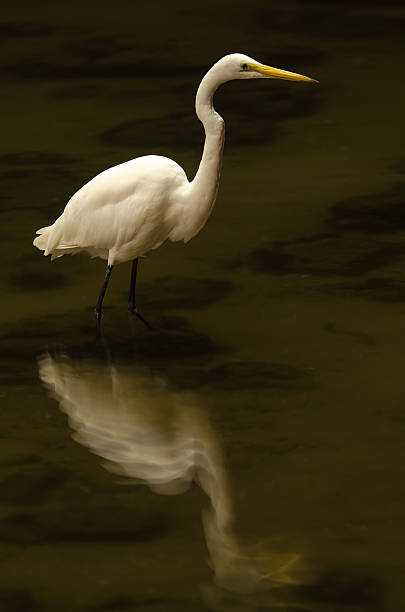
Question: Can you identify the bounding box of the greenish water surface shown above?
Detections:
[1,1,405,610]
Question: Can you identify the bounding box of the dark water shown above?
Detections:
[1,1,405,610]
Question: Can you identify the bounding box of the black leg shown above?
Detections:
[127,258,152,330]
[128,258,138,312]
[95,264,113,322]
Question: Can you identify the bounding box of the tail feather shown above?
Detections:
[33,224,73,257]
[33,227,52,252]
[36,226,51,235]
[34,223,103,260]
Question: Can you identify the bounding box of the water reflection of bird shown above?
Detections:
[33,53,317,321]
[38,353,299,604]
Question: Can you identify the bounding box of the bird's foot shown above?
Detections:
[128,306,153,330]
[94,309,104,338]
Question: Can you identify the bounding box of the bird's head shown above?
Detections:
[213,53,318,84]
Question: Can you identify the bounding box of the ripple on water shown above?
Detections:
[253,1,405,40]
[99,111,280,150]
[136,276,234,310]
[236,181,405,302]
[10,267,73,292]
[0,21,56,38]
[61,36,133,62]
[94,596,208,611]
[2,56,204,81]
[99,81,320,150]
[329,276,405,303]
[216,78,321,122]
[190,360,314,391]
[244,234,405,277]
[0,589,40,612]
[0,312,225,391]
[1,499,168,546]
[1,461,68,506]
[0,151,79,166]
[296,569,384,608]
[327,183,405,235]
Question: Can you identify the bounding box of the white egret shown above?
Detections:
[33,53,317,320]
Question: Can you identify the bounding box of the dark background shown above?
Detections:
[1,1,405,611]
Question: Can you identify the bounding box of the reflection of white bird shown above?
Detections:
[38,353,233,503]
[38,354,299,601]
[33,53,316,320]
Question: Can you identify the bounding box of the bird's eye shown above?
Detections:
[241,63,248,71]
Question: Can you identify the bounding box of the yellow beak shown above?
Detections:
[251,63,318,83]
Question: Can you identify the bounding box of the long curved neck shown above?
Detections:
[184,67,225,235]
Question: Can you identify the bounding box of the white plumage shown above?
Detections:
[33,53,316,320]
[35,156,189,264]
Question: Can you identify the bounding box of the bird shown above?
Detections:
[33,53,317,322]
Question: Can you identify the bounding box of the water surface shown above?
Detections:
[1,1,405,610]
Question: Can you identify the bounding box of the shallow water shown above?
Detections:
[1,1,405,610]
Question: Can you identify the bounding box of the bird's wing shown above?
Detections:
[45,156,188,255]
